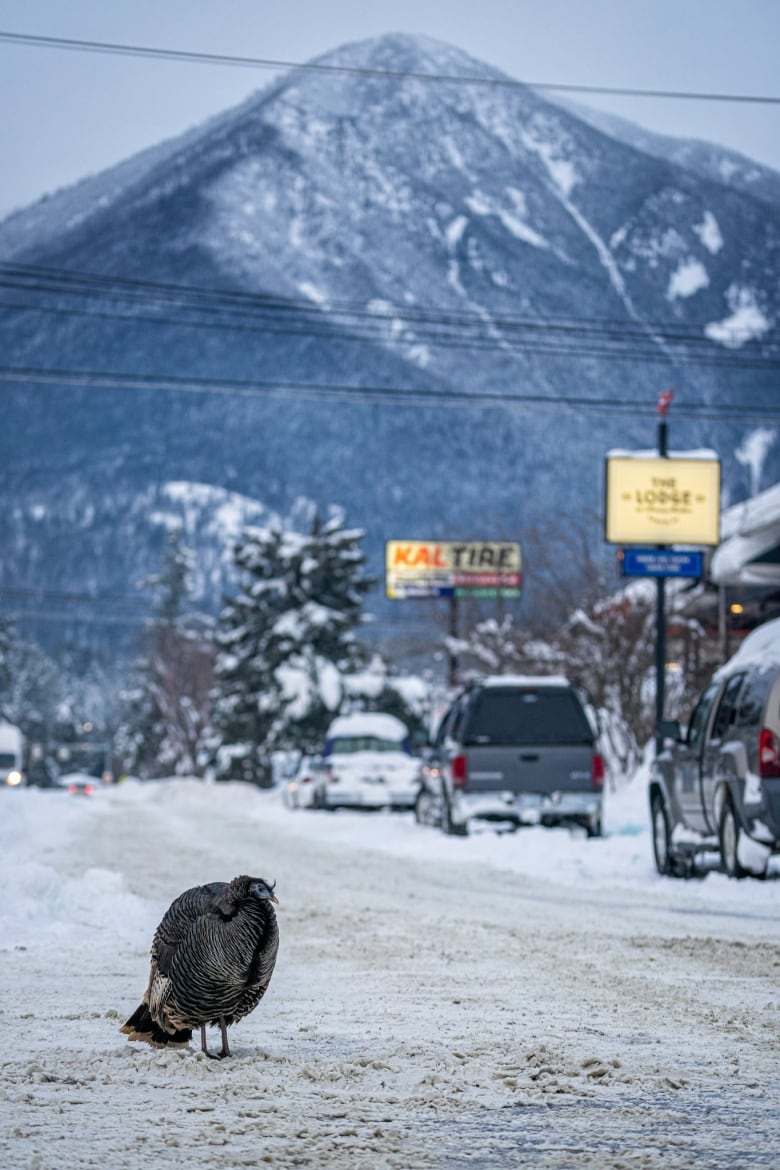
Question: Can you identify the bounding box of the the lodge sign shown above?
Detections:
[605,454,721,546]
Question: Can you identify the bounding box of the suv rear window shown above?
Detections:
[464,688,593,746]
[734,668,775,728]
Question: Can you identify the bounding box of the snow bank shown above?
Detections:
[0,789,155,950]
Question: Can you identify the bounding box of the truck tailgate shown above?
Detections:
[465,743,594,796]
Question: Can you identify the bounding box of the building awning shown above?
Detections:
[711,482,780,586]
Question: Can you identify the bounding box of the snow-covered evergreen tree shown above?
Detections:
[342,654,431,744]
[116,532,215,777]
[0,622,64,746]
[211,511,375,784]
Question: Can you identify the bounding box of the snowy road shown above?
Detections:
[1,778,779,1169]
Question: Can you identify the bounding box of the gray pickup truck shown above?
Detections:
[415,676,604,837]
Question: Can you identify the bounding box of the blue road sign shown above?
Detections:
[620,548,704,578]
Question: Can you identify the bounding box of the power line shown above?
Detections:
[0,586,148,608]
[7,259,772,343]
[0,362,777,421]
[1,263,776,353]
[1,263,776,369]
[1,30,779,106]
[0,607,147,628]
[2,295,776,372]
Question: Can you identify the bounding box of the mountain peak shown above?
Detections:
[311,32,506,83]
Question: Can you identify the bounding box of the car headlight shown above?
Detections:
[5,770,23,787]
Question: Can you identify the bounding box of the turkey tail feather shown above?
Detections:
[120,1003,191,1047]
[120,1002,152,1035]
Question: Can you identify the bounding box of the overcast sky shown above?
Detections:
[1,0,778,219]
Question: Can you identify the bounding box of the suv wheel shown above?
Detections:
[719,797,748,879]
[442,790,468,837]
[651,791,679,877]
[586,816,603,839]
[414,786,441,828]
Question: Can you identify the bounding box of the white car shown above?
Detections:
[313,713,419,811]
[54,771,102,796]
[281,755,324,810]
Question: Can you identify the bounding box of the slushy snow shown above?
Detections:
[1,765,779,1169]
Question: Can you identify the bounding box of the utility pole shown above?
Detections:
[654,389,673,755]
[448,594,459,688]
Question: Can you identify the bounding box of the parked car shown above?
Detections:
[312,712,419,811]
[55,771,100,796]
[416,675,604,837]
[281,754,324,809]
[649,617,780,879]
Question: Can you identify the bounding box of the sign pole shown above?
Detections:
[448,594,459,688]
[654,389,673,755]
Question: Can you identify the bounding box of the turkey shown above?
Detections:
[120,875,279,1059]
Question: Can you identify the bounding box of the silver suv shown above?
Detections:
[415,676,604,837]
[649,619,780,879]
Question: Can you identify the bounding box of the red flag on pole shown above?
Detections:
[658,388,674,416]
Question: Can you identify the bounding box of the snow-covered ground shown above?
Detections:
[1,769,779,1169]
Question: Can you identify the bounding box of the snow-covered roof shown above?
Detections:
[326,712,409,740]
[480,674,571,688]
[711,480,780,585]
[714,616,780,678]
[720,480,780,541]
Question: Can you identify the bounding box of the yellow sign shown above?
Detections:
[385,541,522,598]
[605,456,720,545]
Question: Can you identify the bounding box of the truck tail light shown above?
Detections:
[451,754,468,789]
[759,728,780,778]
[591,752,605,789]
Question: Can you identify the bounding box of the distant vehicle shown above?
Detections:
[416,676,604,837]
[649,617,780,879]
[281,754,324,809]
[54,739,113,785]
[0,721,25,788]
[55,771,100,797]
[311,712,419,811]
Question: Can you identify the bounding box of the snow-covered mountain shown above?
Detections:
[0,33,777,650]
[1,480,285,644]
[551,98,780,208]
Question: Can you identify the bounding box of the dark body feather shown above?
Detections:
[121,875,279,1058]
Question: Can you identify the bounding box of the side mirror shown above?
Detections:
[659,718,683,743]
